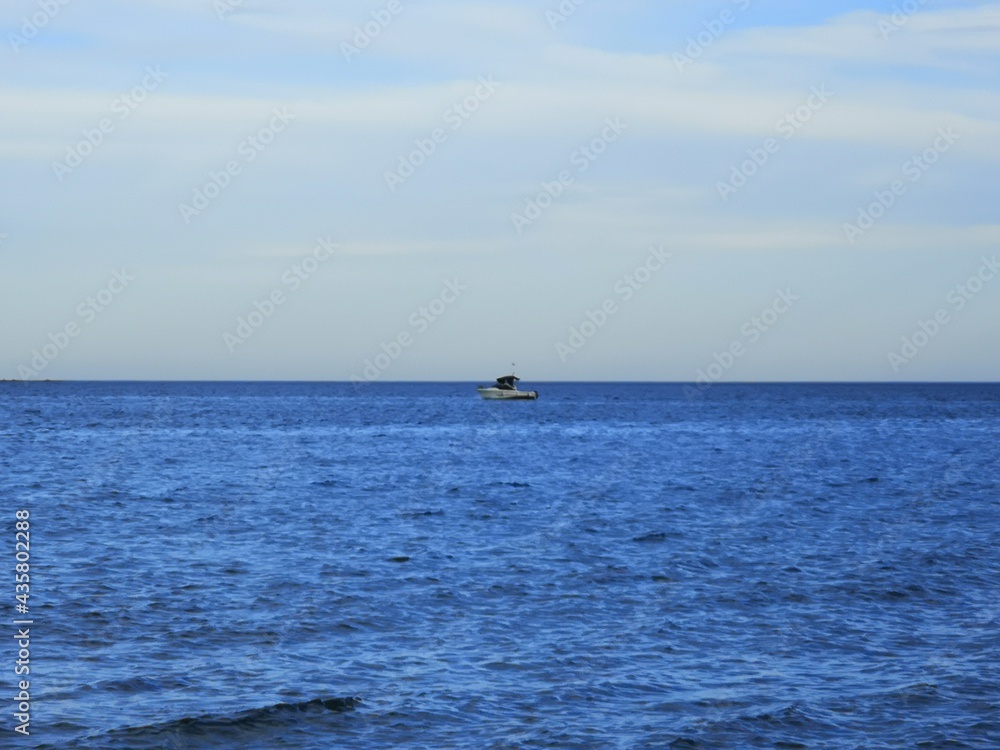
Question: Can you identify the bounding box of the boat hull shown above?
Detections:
[477,387,538,400]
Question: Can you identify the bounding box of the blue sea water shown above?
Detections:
[2,381,999,749]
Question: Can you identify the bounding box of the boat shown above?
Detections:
[477,374,538,400]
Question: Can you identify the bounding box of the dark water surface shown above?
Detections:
[2,382,998,748]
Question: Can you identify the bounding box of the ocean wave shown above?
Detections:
[60,697,361,749]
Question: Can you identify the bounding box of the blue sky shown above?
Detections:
[2,0,998,381]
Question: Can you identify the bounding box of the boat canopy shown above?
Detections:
[494,375,520,389]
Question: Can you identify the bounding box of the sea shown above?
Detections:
[1,381,998,749]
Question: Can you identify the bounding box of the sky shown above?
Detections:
[2,0,998,382]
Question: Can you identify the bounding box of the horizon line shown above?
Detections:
[3,379,999,386]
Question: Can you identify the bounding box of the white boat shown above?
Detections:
[477,374,538,400]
